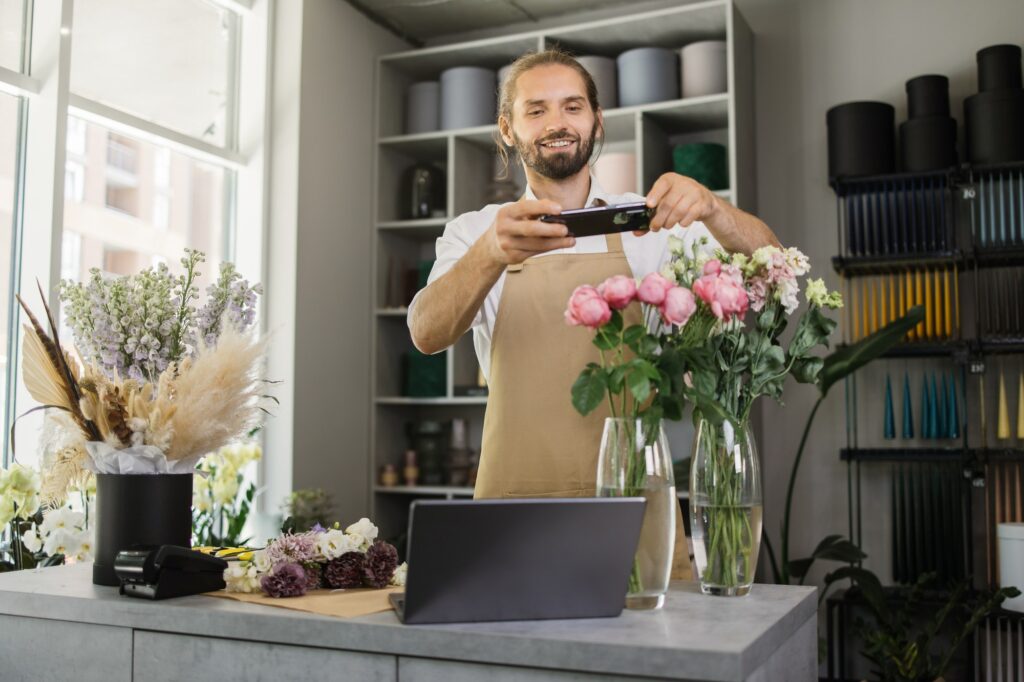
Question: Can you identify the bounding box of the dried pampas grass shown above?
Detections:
[165,323,268,463]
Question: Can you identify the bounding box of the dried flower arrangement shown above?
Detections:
[15,249,269,506]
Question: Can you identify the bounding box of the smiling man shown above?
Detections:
[407,49,779,579]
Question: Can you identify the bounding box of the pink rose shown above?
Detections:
[565,285,612,328]
[703,260,722,276]
[598,275,637,310]
[636,272,675,306]
[661,286,696,326]
[692,273,749,321]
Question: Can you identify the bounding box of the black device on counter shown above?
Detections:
[540,201,653,238]
[115,545,227,600]
[390,498,646,624]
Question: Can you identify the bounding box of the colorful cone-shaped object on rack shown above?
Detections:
[921,374,932,439]
[998,371,1011,440]
[903,372,915,439]
[1018,372,1024,439]
[933,373,945,441]
[884,374,896,440]
[947,371,960,439]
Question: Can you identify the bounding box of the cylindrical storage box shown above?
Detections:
[998,523,1024,612]
[617,47,679,107]
[576,55,618,109]
[93,473,193,586]
[673,143,728,190]
[440,66,496,130]
[906,75,950,118]
[977,44,1023,92]
[900,117,957,172]
[964,89,1024,164]
[680,40,727,98]
[405,81,440,134]
[593,151,637,194]
[826,101,896,180]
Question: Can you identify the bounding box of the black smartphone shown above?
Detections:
[540,201,653,238]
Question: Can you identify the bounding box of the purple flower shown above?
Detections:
[260,562,307,598]
[363,541,399,588]
[324,552,365,589]
[265,532,318,566]
[310,523,326,534]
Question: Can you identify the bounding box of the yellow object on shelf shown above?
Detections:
[888,274,897,328]
[1018,372,1024,440]
[998,372,1011,440]
[906,271,916,341]
[861,279,870,342]
[914,270,924,340]
[924,268,934,340]
[954,267,960,337]
[943,268,952,339]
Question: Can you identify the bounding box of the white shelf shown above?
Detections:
[375,485,475,497]
[375,396,488,406]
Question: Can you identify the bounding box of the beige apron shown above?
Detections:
[475,232,693,580]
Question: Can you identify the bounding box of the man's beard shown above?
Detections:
[513,124,597,180]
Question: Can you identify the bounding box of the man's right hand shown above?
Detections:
[485,199,576,265]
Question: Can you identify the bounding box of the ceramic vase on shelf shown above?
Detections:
[596,418,676,610]
[689,417,762,597]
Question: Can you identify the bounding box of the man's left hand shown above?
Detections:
[643,172,721,232]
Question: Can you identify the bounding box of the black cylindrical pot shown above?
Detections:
[826,101,895,180]
[906,75,950,118]
[900,117,957,172]
[964,89,1024,164]
[93,473,193,586]
[977,44,1023,92]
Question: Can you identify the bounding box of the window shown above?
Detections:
[1,1,269,470]
[70,0,239,147]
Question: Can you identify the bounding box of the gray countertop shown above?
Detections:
[0,563,816,681]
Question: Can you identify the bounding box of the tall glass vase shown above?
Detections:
[596,418,676,610]
[689,417,763,596]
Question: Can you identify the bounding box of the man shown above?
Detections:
[408,49,779,578]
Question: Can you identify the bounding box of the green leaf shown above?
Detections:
[637,334,659,357]
[661,395,683,421]
[818,306,924,397]
[634,359,661,382]
[593,329,618,351]
[811,534,867,563]
[788,557,814,580]
[824,565,890,623]
[623,325,645,346]
[764,345,785,371]
[627,369,651,405]
[608,365,627,393]
[791,356,824,384]
[571,368,607,416]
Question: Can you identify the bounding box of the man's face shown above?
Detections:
[504,64,600,180]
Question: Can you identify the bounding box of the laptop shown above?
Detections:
[389,497,646,625]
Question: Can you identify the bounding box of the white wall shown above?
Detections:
[736,0,1024,592]
[263,0,407,532]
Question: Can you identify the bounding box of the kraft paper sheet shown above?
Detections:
[206,585,403,619]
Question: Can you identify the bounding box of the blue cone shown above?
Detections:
[884,374,896,440]
[933,373,945,441]
[903,372,915,439]
[948,371,960,439]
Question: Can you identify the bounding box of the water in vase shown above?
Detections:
[690,497,762,596]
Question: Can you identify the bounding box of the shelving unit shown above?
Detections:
[826,160,1024,679]
[369,0,755,540]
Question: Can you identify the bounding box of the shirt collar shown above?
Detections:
[523,173,611,208]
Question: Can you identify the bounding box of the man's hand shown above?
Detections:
[485,198,575,265]
[644,172,722,232]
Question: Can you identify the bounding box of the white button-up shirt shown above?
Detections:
[407,175,720,381]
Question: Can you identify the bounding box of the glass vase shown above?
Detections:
[596,418,676,610]
[689,417,763,596]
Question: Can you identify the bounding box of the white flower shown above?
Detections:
[659,264,678,284]
[39,507,84,536]
[667,235,685,256]
[390,562,408,587]
[316,529,360,560]
[776,277,800,315]
[251,549,272,574]
[212,476,240,506]
[224,561,260,593]
[43,527,82,558]
[783,247,810,276]
[0,496,15,527]
[345,518,379,550]
[21,527,42,553]
[73,532,94,562]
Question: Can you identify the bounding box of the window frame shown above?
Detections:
[0,0,271,469]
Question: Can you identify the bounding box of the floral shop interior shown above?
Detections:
[1,1,1024,681]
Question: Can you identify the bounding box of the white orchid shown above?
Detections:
[39,507,85,536]
[21,526,42,554]
[43,527,82,558]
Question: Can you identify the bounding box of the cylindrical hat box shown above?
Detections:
[440,66,496,131]
[673,143,728,190]
[906,75,950,118]
[964,89,1024,164]
[93,473,194,586]
[680,40,728,98]
[900,117,957,172]
[977,44,1023,92]
[593,151,637,194]
[406,81,440,134]
[577,55,618,110]
[826,101,896,179]
[617,47,679,107]
[998,523,1024,612]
